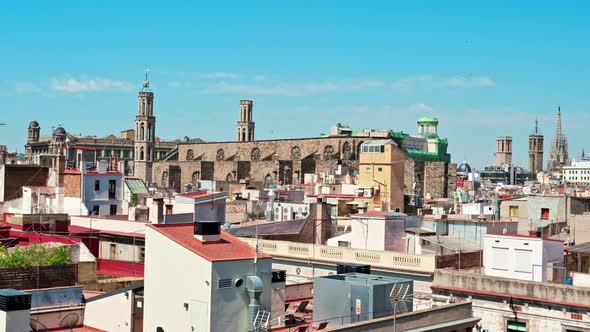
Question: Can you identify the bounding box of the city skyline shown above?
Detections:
[1,1,589,169]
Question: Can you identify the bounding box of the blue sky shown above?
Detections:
[1,1,589,169]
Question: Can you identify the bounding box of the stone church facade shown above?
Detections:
[153,100,457,199]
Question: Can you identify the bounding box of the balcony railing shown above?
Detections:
[238,238,436,273]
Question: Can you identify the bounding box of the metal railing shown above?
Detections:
[238,238,436,273]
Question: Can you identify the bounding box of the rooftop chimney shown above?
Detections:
[194,220,221,242]
[0,289,31,332]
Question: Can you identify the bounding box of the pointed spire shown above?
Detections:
[555,106,562,138]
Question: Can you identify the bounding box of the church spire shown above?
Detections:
[555,106,562,137]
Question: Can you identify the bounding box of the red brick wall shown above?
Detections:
[64,174,81,197]
[436,251,482,269]
[4,165,49,200]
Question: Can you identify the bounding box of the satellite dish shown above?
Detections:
[59,313,80,328]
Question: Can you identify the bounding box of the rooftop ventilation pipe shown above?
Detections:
[246,275,263,332]
[194,220,221,242]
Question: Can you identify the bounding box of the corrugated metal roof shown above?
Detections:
[421,235,480,252]
[565,242,590,253]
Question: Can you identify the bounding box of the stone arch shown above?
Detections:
[139,147,144,161]
[216,149,225,161]
[251,148,261,161]
[357,141,364,160]
[323,145,335,160]
[291,146,301,161]
[192,171,200,185]
[186,149,194,161]
[264,174,273,188]
[342,141,352,160]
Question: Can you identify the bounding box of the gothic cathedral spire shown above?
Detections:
[547,106,569,173]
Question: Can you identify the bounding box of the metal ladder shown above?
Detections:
[253,310,271,331]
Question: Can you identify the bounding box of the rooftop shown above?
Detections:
[353,210,407,219]
[148,223,271,262]
[487,233,564,243]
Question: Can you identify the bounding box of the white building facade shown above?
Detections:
[484,233,564,282]
[144,222,273,332]
[563,160,590,184]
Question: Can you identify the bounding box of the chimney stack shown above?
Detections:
[153,198,164,224]
[194,220,221,242]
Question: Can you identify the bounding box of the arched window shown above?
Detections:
[342,142,352,160]
[291,146,301,161]
[186,149,194,161]
[357,141,364,159]
[242,131,246,142]
[323,145,335,160]
[251,148,261,161]
[226,173,233,181]
[139,147,144,161]
[140,125,145,141]
[141,101,145,115]
[264,174,273,188]
[192,171,200,185]
[147,124,152,141]
[161,171,168,187]
[216,149,225,161]
[147,147,151,161]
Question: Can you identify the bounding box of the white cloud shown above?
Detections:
[200,79,384,96]
[200,72,238,79]
[254,75,266,82]
[391,75,494,92]
[50,78,133,93]
[13,82,42,94]
[442,76,495,88]
[407,103,433,113]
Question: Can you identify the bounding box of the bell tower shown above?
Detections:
[236,100,255,142]
[134,71,156,184]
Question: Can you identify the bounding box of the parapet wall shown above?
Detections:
[432,269,590,308]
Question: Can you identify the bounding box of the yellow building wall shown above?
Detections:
[358,143,405,212]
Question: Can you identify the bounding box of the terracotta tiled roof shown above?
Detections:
[148,223,271,262]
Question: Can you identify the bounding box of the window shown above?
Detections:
[377,167,383,172]
[338,241,351,247]
[92,205,100,216]
[94,180,100,191]
[541,208,550,220]
[585,202,590,213]
[507,320,527,332]
[108,180,116,199]
[509,205,519,217]
[491,247,509,271]
[109,204,117,215]
[365,167,372,173]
